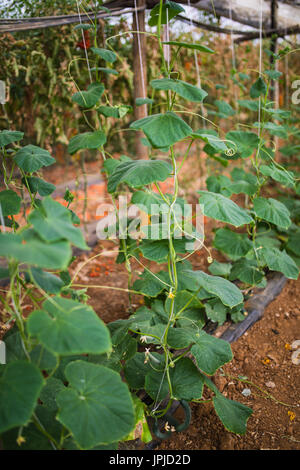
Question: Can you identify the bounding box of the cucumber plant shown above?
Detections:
[7,0,300,450]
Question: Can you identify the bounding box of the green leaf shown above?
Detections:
[163,40,214,54]
[124,352,163,390]
[135,97,154,106]
[0,361,44,433]
[167,329,233,375]
[213,393,253,434]
[250,77,267,98]
[0,190,21,216]
[151,78,207,102]
[198,191,253,227]
[0,129,24,147]
[148,1,185,26]
[91,67,118,75]
[14,145,55,172]
[225,131,259,158]
[68,130,106,154]
[260,163,295,188]
[74,23,92,31]
[131,190,165,213]
[213,228,253,260]
[133,269,167,297]
[29,267,64,294]
[229,258,264,285]
[139,238,191,263]
[179,270,243,308]
[206,174,232,196]
[287,231,300,256]
[27,296,112,356]
[90,47,117,63]
[71,82,104,108]
[261,247,299,279]
[56,361,135,448]
[265,69,282,80]
[107,159,172,193]
[23,176,55,196]
[214,100,235,117]
[145,357,204,401]
[98,106,120,118]
[40,377,66,412]
[28,197,88,250]
[237,99,259,111]
[208,260,232,277]
[192,129,228,153]
[204,298,227,325]
[253,197,291,230]
[130,112,192,149]
[227,180,258,196]
[0,231,72,270]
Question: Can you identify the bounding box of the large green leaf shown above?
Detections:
[138,238,191,263]
[253,197,291,230]
[145,357,204,401]
[28,197,88,250]
[27,296,112,356]
[14,145,55,172]
[261,247,299,279]
[0,361,44,433]
[151,78,207,102]
[167,329,233,375]
[0,129,24,147]
[71,82,104,108]
[68,131,106,155]
[198,191,253,227]
[163,40,214,54]
[213,393,253,434]
[0,190,21,216]
[225,131,259,159]
[56,361,135,448]
[130,112,192,148]
[107,159,172,193]
[0,231,72,270]
[213,228,253,260]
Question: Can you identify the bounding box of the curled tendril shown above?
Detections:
[225,147,236,157]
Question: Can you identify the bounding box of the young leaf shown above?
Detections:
[148,1,185,26]
[22,176,55,196]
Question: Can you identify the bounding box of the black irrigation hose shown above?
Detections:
[143,272,288,450]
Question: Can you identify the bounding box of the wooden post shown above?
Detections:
[269,0,279,107]
[132,0,148,159]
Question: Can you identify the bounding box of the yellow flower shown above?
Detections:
[288,411,296,422]
[262,357,270,365]
[168,291,175,299]
[285,343,292,350]
[16,435,26,446]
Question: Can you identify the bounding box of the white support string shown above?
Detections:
[134,0,146,98]
[258,0,263,136]
[76,0,92,83]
